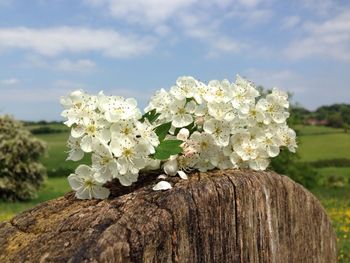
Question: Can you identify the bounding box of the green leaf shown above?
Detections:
[154,140,183,160]
[141,109,160,123]
[174,122,197,136]
[185,98,193,104]
[155,122,172,141]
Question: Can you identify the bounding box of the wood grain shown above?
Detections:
[0,169,337,263]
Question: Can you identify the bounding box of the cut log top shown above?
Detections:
[0,170,337,263]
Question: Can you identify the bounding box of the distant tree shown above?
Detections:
[314,104,350,127]
[288,106,310,126]
[327,113,344,128]
[0,115,47,200]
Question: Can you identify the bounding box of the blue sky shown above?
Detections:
[0,0,349,121]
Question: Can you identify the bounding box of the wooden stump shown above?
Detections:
[0,170,337,263]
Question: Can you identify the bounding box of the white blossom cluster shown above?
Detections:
[61,91,161,199]
[61,75,297,199]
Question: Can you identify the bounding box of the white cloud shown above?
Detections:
[299,0,340,16]
[284,10,350,61]
[226,8,273,27]
[0,27,156,58]
[85,0,272,27]
[243,69,305,92]
[237,0,264,8]
[0,80,86,104]
[54,59,95,72]
[84,0,197,25]
[82,0,273,56]
[281,16,301,29]
[0,78,19,85]
[243,68,350,110]
[20,56,96,72]
[179,13,247,56]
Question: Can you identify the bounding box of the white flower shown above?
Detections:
[144,88,173,123]
[279,126,297,152]
[210,152,234,170]
[71,117,110,152]
[269,88,289,108]
[231,75,258,114]
[169,99,196,128]
[117,172,139,187]
[235,140,259,161]
[204,79,233,103]
[66,136,84,161]
[135,120,160,154]
[143,158,161,171]
[170,76,197,100]
[60,90,98,127]
[207,102,234,121]
[163,156,178,176]
[62,76,297,200]
[203,119,231,146]
[256,98,289,124]
[190,132,219,169]
[163,155,192,179]
[99,94,142,122]
[249,156,270,171]
[226,151,244,168]
[245,105,265,126]
[153,181,172,191]
[176,128,190,141]
[193,82,209,104]
[68,165,110,199]
[91,142,119,183]
[257,132,281,157]
[110,138,149,177]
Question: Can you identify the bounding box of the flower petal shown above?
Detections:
[67,149,84,161]
[152,181,172,191]
[92,186,110,199]
[75,164,93,177]
[80,135,93,152]
[71,125,85,138]
[177,170,188,180]
[157,174,168,180]
[68,174,83,191]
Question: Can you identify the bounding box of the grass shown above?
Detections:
[25,123,70,132]
[318,167,350,177]
[37,132,89,176]
[318,168,350,189]
[297,132,350,162]
[0,177,70,222]
[0,124,349,261]
[294,124,345,135]
[311,186,350,262]
[296,125,350,262]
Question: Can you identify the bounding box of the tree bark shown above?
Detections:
[0,169,337,263]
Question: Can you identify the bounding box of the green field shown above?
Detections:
[1,124,349,261]
[298,133,350,162]
[0,177,70,222]
[36,133,89,176]
[294,124,345,135]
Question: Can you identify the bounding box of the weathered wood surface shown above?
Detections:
[0,170,337,263]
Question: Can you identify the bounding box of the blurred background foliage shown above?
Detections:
[0,115,46,201]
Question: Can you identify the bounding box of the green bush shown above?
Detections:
[270,149,319,189]
[0,115,46,200]
[30,126,63,134]
[309,158,350,168]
